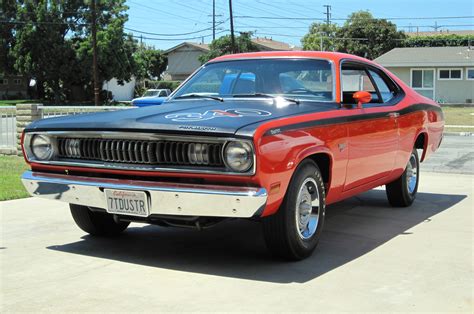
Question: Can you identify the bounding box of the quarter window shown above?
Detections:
[341,69,375,92]
[438,69,463,80]
[369,70,395,103]
[341,68,379,104]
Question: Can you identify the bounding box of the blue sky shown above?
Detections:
[125,0,474,50]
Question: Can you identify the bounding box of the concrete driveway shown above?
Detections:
[0,171,472,312]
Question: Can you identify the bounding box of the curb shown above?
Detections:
[443,132,473,136]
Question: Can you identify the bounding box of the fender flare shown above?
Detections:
[414,128,429,162]
[294,145,334,188]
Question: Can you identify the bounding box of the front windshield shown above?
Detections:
[173,59,334,102]
[143,90,160,97]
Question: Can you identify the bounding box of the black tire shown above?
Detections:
[70,204,130,236]
[386,148,420,207]
[262,160,326,260]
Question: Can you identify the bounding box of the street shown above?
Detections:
[422,135,473,174]
[0,170,472,312]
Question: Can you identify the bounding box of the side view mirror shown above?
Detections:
[352,91,372,108]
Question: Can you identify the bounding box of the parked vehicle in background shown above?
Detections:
[132,89,171,107]
[20,51,444,260]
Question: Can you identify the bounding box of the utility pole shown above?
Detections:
[91,0,99,106]
[323,4,331,25]
[212,0,216,41]
[229,0,236,53]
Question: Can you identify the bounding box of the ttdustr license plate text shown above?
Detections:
[104,189,149,217]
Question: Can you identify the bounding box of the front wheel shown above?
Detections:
[262,160,326,260]
[70,204,130,236]
[386,148,420,207]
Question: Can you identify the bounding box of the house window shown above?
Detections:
[438,68,463,80]
[14,78,22,85]
[411,69,435,99]
[467,68,474,80]
[0,79,8,85]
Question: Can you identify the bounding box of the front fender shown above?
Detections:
[256,126,344,216]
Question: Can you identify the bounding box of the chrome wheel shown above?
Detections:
[406,152,418,194]
[295,177,320,240]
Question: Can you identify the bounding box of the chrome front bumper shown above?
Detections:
[21,171,267,218]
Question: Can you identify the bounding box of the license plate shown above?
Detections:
[104,189,149,217]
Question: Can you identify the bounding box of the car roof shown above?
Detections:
[208,50,378,66]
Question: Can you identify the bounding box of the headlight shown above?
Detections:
[224,141,253,172]
[31,135,54,161]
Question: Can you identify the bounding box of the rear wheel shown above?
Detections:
[386,148,420,207]
[70,204,130,236]
[262,160,325,260]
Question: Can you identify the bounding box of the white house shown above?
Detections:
[374,46,474,103]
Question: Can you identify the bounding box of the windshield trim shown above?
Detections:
[169,57,336,103]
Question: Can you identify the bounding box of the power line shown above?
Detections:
[0,20,90,26]
[234,15,474,21]
[235,23,474,30]
[127,30,228,42]
[124,20,227,36]
[127,0,206,25]
[237,30,474,42]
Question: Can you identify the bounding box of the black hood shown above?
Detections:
[26,99,338,137]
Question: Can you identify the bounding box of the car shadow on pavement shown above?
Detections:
[47,190,466,284]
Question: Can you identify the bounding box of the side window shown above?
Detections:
[341,68,377,104]
[368,70,395,103]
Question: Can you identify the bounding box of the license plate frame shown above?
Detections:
[104,189,150,217]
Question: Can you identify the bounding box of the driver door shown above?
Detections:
[341,63,399,191]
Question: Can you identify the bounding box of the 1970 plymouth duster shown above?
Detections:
[21,51,444,260]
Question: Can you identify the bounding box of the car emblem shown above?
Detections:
[165,109,271,122]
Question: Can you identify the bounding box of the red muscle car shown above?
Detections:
[21,51,444,260]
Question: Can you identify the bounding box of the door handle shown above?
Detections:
[387,112,400,118]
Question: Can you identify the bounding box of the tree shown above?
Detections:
[404,34,474,47]
[10,0,81,102]
[0,0,17,74]
[75,0,135,84]
[336,11,406,59]
[301,22,339,51]
[198,32,259,63]
[7,0,136,103]
[133,47,168,80]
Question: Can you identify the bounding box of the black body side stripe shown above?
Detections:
[263,103,443,136]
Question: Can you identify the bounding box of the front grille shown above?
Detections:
[57,138,225,167]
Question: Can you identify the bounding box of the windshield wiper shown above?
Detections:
[233,93,300,105]
[174,94,224,102]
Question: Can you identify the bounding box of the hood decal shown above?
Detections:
[165,108,271,122]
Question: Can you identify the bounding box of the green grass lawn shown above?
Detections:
[442,106,474,125]
[0,155,29,201]
[0,99,40,106]
[442,106,474,133]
